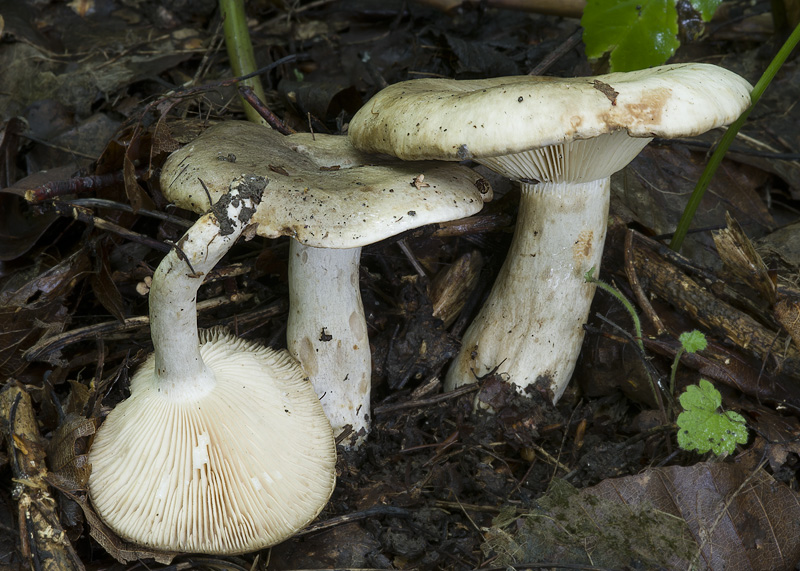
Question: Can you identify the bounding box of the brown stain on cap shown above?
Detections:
[612,87,672,130]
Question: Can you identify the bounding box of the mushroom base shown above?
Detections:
[444,178,610,401]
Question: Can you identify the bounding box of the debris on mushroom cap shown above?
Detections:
[347,62,753,161]
[160,121,493,248]
[89,327,337,554]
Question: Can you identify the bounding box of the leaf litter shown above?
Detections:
[1,1,800,569]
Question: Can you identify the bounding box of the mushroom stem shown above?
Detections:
[150,175,265,397]
[444,178,609,401]
[287,242,371,445]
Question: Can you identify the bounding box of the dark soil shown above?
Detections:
[2,1,800,570]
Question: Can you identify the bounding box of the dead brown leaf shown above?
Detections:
[0,249,91,376]
[486,462,800,570]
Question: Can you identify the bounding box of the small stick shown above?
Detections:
[397,238,428,278]
[373,384,479,415]
[529,27,584,75]
[25,170,139,202]
[624,228,667,336]
[68,198,193,227]
[22,294,265,363]
[238,85,296,135]
[57,203,173,253]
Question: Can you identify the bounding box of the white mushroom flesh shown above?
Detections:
[287,243,370,445]
[349,63,753,401]
[89,176,336,554]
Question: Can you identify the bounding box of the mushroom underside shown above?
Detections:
[90,329,337,554]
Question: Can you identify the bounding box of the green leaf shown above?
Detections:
[689,0,723,21]
[677,379,748,455]
[678,330,707,353]
[582,0,680,71]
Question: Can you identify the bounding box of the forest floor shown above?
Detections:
[2,1,800,570]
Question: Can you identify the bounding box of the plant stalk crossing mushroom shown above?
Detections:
[348,63,753,401]
[88,175,337,554]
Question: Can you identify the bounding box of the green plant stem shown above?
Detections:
[585,268,644,352]
[669,347,684,400]
[669,21,800,252]
[585,267,668,412]
[219,0,268,126]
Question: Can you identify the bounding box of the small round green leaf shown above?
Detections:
[679,330,708,353]
[677,379,748,455]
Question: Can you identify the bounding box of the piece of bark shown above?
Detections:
[631,246,800,381]
[712,212,800,353]
[0,383,84,571]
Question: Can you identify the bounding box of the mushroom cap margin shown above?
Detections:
[159,121,492,248]
[347,62,753,161]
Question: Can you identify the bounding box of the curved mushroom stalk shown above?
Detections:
[287,242,370,446]
[444,178,609,400]
[89,175,337,555]
[148,175,265,393]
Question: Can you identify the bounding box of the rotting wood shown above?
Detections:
[630,243,800,380]
[0,383,85,571]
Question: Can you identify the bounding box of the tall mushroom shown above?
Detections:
[160,121,492,445]
[88,175,337,554]
[348,63,753,400]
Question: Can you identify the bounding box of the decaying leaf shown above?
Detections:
[484,462,800,570]
[0,249,91,375]
[47,414,96,487]
[482,477,696,568]
[89,242,126,324]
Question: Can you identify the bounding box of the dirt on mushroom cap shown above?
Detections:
[347,63,753,161]
[160,121,492,248]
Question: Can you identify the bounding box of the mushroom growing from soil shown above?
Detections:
[347,63,753,401]
[160,121,492,446]
[88,175,337,554]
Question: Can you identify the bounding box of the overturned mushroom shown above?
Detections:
[160,121,492,445]
[348,63,753,400]
[88,175,336,554]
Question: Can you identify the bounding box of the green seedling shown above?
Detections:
[584,267,643,352]
[583,267,670,412]
[677,379,748,455]
[670,329,707,397]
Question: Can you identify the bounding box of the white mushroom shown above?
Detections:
[160,121,492,446]
[88,175,336,554]
[348,63,753,401]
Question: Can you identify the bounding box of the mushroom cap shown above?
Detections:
[160,121,492,248]
[347,63,753,161]
[88,328,337,554]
